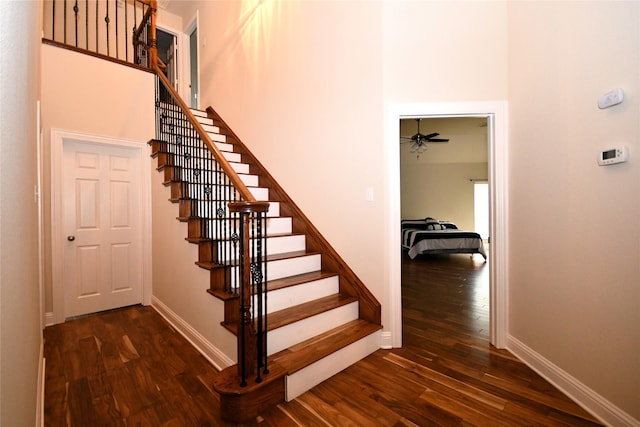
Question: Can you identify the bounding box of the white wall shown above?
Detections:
[0,1,43,425]
[508,2,640,423]
[150,169,237,365]
[401,162,488,230]
[40,45,155,314]
[165,0,388,324]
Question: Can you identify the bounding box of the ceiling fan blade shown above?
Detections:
[424,132,440,139]
[427,138,449,142]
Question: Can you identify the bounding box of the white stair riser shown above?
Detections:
[250,187,269,200]
[239,174,259,187]
[267,254,321,281]
[206,131,227,144]
[194,116,213,126]
[201,123,221,135]
[190,109,209,119]
[223,151,242,163]
[159,123,224,144]
[226,254,321,289]
[253,276,339,315]
[266,202,280,217]
[267,301,359,355]
[285,331,381,401]
[182,183,267,203]
[209,217,291,237]
[230,162,249,174]
[169,144,234,158]
[217,234,304,259]
[263,233,304,253]
[189,200,280,218]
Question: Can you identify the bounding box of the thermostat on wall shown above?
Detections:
[598,146,628,166]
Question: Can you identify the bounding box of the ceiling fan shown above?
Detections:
[400,118,449,155]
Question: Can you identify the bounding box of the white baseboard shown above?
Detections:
[37,344,45,427]
[44,312,55,327]
[151,296,234,371]
[507,335,639,427]
[380,330,393,349]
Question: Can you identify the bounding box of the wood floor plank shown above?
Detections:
[44,254,604,426]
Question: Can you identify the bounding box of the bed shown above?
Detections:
[402,218,487,260]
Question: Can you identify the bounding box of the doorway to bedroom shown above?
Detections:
[399,115,492,346]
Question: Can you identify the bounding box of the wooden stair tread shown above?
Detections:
[267,293,357,330]
[266,270,338,292]
[195,250,320,270]
[205,270,337,300]
[270,319,382,374]
[223,293,358,334]
[214,319,381,394]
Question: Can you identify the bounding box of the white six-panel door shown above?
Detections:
[61,140,143,318]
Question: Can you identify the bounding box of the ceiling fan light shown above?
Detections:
[410,142,426,153]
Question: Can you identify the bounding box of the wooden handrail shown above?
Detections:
[133,7,153,41]
[153,66,257,203]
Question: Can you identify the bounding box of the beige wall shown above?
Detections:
[40,44,155,313]
[508,1,640,421]
[150,169,238,363]
[0,1,43,425]
[401,162,488,231]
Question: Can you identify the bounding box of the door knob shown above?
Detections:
[67,235,75,241]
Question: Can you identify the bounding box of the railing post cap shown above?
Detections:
[228,201,270,213]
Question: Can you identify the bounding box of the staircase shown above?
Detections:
[149,104,382,422]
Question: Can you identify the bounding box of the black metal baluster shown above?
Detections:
[105,0,110,56]
[95,0,98,52]
[254,213,262,383]
[115,0,119,60]
[238,212,247,387]
[52,0,56,40]
[73,0,78,47]
[124,0,128,63]
[85,0,88,50]
[63,0,67,44]
[262,211,268,375]
[232,180,239,295]
[133,0,137,63]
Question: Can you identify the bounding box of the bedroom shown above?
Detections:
[400,116,489,256]
[400,115,490,331]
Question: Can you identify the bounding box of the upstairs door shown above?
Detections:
[189,27,199,108]
[157,28,178,91]
[61,140,143,318]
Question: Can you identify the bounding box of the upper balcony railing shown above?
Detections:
[42,0,158,69]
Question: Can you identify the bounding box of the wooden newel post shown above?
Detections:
[228,201,270,386]
[149,0,159,69]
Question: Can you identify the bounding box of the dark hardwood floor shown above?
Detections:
[44,252,603,426]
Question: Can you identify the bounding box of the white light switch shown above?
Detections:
[365,187,374,202]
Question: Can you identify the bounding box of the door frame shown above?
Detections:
[156,24,181,92]
[50,129,152,324]
[385,101,509,349]
[184,12,200,109]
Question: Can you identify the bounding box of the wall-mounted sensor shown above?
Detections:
[598,88,624,109]
[598,146,628,166]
